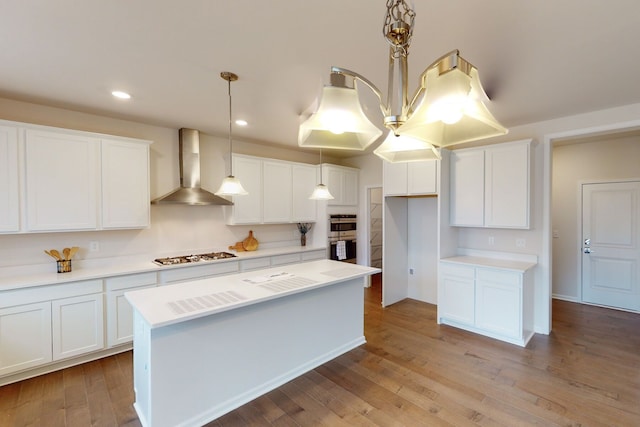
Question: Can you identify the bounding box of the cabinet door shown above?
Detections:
[0,125,19,233]
[25,129,99,231]
[450,150,484,226]
[325,166,344,205]
[230,156,263,224]
[106,285,155,347]
[52,294,104,360]
[475,269,522,339]
[102,139,150,229]
[407,160,437,195]
[484,142,530,228]
[439,266,475,325]
[342,168,359,205]
[263,161,292,223]
[383,162,408,196]
[0,302,52,376]
[291,164,317,222]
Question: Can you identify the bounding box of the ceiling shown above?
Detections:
[2,1,640,157]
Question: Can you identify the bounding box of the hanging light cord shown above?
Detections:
[227,77,233,177]
[319,149,323,184]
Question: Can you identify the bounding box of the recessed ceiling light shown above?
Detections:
[111,90,131,99]
[235,119,248,126]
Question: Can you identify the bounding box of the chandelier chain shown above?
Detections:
[383,0,415,54]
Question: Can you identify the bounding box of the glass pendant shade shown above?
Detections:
[298,85,382,150]
[309,183,334,200]
[215,175,248,196]
[398,66,507,147]
[373,132,441,163]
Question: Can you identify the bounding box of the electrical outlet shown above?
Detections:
[553,229,559,238]
[89,241,100,252]
[488,236,495,246]
[516,239,526,248]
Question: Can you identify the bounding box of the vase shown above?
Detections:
[300,234,306,246]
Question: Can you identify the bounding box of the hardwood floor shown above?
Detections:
[2,273,639,426]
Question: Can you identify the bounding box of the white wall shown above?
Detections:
[0,97,340,269]
[552,135,640,300]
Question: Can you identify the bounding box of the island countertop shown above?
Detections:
[126,259,380,329]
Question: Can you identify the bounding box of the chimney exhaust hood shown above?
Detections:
[151,128,233,205]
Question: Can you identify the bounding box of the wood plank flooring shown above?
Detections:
[2,273,639,426]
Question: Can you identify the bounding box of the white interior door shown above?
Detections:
[582,181,640,311]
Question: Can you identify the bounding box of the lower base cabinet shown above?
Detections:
[52,293,104,360]
[106,272,158,347]
[438,260,535,347]
[0,302,52,376]
[0,279,105,378]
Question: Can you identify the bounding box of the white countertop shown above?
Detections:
[440,255,537,272]
[126,259,380,329]
[0,245,326,291]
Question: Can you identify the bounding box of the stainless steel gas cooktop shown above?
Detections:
[153,251,237,266]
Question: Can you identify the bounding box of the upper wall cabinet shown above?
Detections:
[25,129,100,231]
[450,139,531,229]
[227,155,317,225]
[383,159,438,196]
[323,164,359,206]
[0,120,152,234]
[101,138,151,229]
[0,126,19,233]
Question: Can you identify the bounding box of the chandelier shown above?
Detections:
[298,0,507,162]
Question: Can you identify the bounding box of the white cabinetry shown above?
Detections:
[438,257,535,346]
[0,125,19,233]
[0,302,52,376]
[263,160,292,223]
[106,272,157,347]
[3,120,151,233]
[383,160,438,196]
[229,155,317,224]
[25,129,100,231]
[450,139,530,229]
[439,263,475,325]
[292,164,317,221]
[52,293,104,360]
[0,279,104,377]
[102,138,151,229]
[231,155,263,224]
[324,164,358,206]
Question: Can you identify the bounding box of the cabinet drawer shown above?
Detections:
[476,269,521,286]
[271,253,302,266]
[240,257,271,272]
[159,261,239,284]
[439,263,475,280]
[0,279,103,308]
[106,272,157,291]
[302,249,326,261]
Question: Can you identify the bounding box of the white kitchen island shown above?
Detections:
[126,259,379,427]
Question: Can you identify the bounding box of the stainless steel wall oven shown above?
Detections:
[329,214,357,263]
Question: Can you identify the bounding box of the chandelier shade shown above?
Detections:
[397,52,508,147]
[299,0,507,160]
[373,132,441,163]
[298,80,382,151]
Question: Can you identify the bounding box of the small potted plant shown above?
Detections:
[297,223,312,246]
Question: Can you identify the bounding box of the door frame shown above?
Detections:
[543,118,640,333]
[577,178,640,308]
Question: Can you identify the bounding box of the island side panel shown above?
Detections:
[133,276,365,427]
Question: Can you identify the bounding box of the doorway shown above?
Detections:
[369,187,383,269]
[581,181,640,311]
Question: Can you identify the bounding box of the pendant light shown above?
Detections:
[299,0,507,161]
[215,71,248,196]
[309,149,334,200]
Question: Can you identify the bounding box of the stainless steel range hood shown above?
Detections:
[151,128,233,205]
